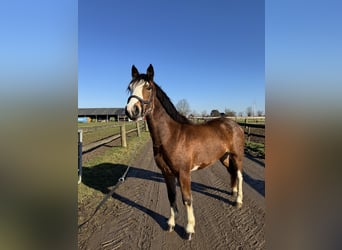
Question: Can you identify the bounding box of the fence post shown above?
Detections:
[120,123,127,147]
[136,121,141,137]
[247,126,251,143]
[144,119,149,132]
[243,118,247,133]
[78,129,83,184]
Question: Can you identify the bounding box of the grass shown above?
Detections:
[245,141,265,158]
[78,131,151,204]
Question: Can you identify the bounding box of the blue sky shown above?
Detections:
[78,0,264,115]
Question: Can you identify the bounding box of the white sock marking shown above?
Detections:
[186,203,195,233]
[191,165,200,172]
[167,207,176,228]
[237,170,243,204]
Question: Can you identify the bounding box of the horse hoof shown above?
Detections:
[167,225,174,232]
[186,233,193,241]
[235,202,243,209]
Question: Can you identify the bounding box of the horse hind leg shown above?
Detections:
[220,153,238,196]
[164,174,178,232]
[221,153,243,208]
[231,155,243,208]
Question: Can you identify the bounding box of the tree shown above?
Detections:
[246,106,253,117]
[176,99,191,116]
[224,108,236,117]
[210,109,221,117]
[191,110,200,117]
[201,110,208,117]
[257,110,264,116]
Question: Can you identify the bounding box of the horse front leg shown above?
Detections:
[164,174,178,232]
[178,170,195,240]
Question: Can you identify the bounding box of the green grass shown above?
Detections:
[78,131,151,204]
[245,141,265,158]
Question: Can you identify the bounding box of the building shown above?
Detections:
[78,108,126,122]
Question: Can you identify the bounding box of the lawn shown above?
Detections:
[78,131,151,204]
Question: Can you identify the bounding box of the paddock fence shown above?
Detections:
[78,120,147,183]
[80,120,147,153]
[190,116,265,144]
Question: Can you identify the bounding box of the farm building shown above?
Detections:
[78,108,126,122]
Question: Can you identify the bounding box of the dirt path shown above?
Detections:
[78,140,265,249]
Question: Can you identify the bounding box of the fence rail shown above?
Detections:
[81,120,146,153]
[237,121,265,143]
[190,116,265,144]
[79,123,125,133]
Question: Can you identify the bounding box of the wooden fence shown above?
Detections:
[190,117,265,144]
[80,120,147,153]
[237,121,265,144]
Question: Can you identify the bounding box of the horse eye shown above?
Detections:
[145,82,152,90]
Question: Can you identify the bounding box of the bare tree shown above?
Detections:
[224,108,236,117]
[246,106,253,117]
[176,99,191,116]
[257,110,264,116]
[201,110,208,117]
[210,109,221,117]
[191,110,200,117]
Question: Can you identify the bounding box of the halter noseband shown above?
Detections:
[127,88,153,116]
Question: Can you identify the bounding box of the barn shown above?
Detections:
[78,108,126,122]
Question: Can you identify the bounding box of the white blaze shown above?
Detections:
[126,80,145,112]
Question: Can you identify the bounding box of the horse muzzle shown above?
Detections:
[125,103,141,121]
[126,94,151,120]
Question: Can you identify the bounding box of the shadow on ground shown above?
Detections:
[81,161,264,237]
[81,163,127,194]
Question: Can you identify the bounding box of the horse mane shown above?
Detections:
[154,83,192,124]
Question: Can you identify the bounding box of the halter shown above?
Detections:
[127,87,153,117]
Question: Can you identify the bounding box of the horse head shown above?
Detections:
[125,64,154,120]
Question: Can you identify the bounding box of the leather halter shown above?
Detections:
[127,87,153,116]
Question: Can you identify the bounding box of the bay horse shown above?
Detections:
[125,64,244,240]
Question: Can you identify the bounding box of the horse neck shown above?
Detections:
[145,96,180,146]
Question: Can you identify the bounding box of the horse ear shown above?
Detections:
[146,64,154,81]
[132,65,139,79]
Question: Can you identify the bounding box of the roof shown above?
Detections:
[78,108,126,116]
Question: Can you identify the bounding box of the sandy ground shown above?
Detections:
[78,140,265,249]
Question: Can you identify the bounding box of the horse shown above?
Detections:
[125,64,245,240]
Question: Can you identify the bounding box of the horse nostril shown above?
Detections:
[133,104,139,116]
